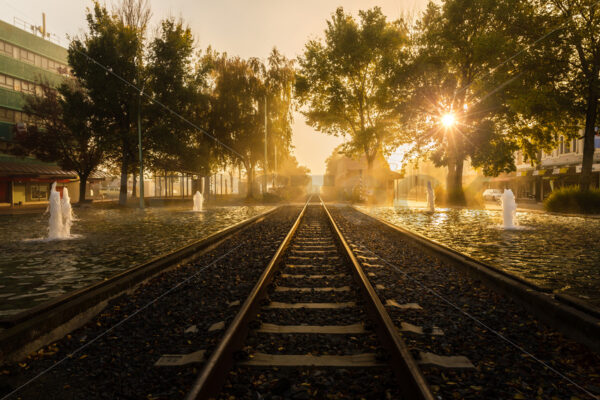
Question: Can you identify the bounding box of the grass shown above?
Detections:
[544,186,600,214]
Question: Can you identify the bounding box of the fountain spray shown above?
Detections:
[501,189,517,229]
[48,182,65,239]
[61,187,73,237]
[426,181,435,213]
[193,190,204,212]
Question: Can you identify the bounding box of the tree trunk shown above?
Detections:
[119,150,128,206]
[78,173,89,203]
[132,172,137,199]
[247,164,254,199]
[445,156,466,205]
[445,157,455,196]
[580,87,598,191]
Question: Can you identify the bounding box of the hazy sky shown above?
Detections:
[1,0,429,174]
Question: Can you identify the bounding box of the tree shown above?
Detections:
[145,17,212,180]
[403,0,523,204]
[207,50,295,199]
[296,7,408,174]
[68,1,148,205]
[531,1,600,191]
[13,83,105,202]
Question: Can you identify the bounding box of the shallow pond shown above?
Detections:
[0,205,272,316]
[357,206,600,307]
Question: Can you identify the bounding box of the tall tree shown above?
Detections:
[68,1,148,205]
[145,17,211,179]
[207,50,295,199]
[533,0,600,191]
[13,83,106,202]
[296,7,408,174]
[208,54,265,198]
[403,0,522,204]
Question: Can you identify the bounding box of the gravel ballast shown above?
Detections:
[0,206,301,400]
[331,205,600,400]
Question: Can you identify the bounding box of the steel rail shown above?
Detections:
[185,196,312,399]
[320,198,434,400]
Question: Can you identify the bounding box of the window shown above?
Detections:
[559,137,564,154]
[0,42,11,56]
[572,139,578,153]
[30,184,48,201]
[0,40,70,76]
[0,108,15,123]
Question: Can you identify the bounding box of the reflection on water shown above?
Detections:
[358,206,600,307]
[0,205,272,316]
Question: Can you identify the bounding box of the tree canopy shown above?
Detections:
[296,7,409,171]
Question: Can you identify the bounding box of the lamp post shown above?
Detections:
[264,94,268,196]
[138,84,145,209]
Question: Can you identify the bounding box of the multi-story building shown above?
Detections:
[512,132,600,201]
[0,17,78,206]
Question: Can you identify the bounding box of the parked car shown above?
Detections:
[482,188,503,202]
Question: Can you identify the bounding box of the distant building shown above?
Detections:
[323,149,401,203]
[0,17,79,206]
[492,132,600,201]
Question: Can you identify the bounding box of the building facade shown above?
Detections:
[0,18,75,206]
[509,133,600,201]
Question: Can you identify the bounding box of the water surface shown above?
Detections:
[358,206,600,307]
[0,205,272,316]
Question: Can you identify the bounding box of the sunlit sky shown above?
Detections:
[1,0,429,174]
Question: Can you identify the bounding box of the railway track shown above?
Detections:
[186,198,433,399]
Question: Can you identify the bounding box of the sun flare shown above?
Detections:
[441,113,456,128]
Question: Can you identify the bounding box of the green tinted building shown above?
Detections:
[0,19,76,205]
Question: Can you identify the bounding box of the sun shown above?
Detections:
[441,113,456,128]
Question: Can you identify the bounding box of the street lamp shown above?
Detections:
[138,84,145,209]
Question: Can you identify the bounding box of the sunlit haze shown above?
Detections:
[0,0,428,174]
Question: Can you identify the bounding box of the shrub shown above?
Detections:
[544,186,600,214]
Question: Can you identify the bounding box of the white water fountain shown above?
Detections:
[501,188,517,229]
[45,182,77,240]
[48,182,65,239]
[193,190,204,212]
[61,187,74,237]
[426,181,435,213]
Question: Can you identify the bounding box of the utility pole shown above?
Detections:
[273,144,277,187]
[138,85,145,209]
[264,95,268,195]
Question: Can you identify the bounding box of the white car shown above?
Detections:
[483,188,503,202]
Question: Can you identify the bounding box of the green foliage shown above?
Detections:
[145,17,211,175]
[68,1,146,205]
[528,1,600,190]
[296,7,409,168]
[13,83,106,202]
[544,186,600,214]
[206,49,295,198]
[403,0,525,201]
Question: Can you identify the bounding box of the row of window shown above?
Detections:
[542,137,579,158]
[0,73,43,96]
[0,39,69,76]
[0,107,35,124]
[516,137,582,164]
